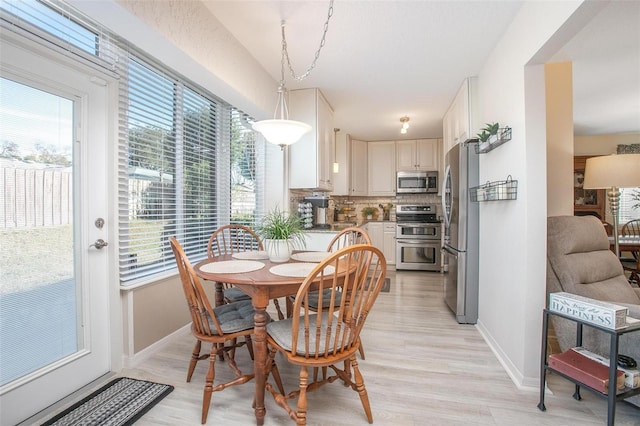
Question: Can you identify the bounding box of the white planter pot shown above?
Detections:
[264,239,292,263]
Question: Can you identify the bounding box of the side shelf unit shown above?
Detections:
[538,308,640,426]
[470,175,518,202]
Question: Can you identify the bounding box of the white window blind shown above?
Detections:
[3,0,266,286]
[620,188,640,223]
[117,58,235,284]
[0,0,118,75]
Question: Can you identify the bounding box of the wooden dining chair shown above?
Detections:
[620,219,640,284]
[285,226,371,327]
[207,224,285,320]
[169,236,263,424]
[265,244,387,425]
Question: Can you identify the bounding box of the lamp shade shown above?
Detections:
[252,119,312,147]
[583,154,640,189]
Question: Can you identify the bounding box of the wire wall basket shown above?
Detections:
[475,127,512,154]
[470,175,518,202]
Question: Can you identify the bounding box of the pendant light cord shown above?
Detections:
[280,0,335,82]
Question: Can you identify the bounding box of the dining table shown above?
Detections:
[609,235,640,252]
[194,249,333,425]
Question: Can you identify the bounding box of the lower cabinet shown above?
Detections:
[383,223,396,265]
[303,231,337,252]
[362,222,396,265]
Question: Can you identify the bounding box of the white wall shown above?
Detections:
[545,62,575,217]
[575,133,640,155]
[70,0,276,121]
[474,0,607,388]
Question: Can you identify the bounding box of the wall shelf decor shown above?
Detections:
[470,175,518,202]
[475,127,512,154]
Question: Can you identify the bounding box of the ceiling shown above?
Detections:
[205,1,640,141]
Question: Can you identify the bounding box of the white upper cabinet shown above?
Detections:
[288,88,334,191]
[367,141,396,196]
[442,77,478,156]
[396,139,439,171]
[330,134,368,196]
[350,138,368,196]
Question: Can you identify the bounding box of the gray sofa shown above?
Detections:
[547,215,640,406]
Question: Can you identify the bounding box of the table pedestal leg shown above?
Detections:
[252,293,269,425]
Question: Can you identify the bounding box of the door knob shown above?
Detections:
[90,239,108,250]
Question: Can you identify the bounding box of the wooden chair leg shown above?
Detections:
[358,341,366,360]
[201,346,218,424]
[273,298,285,320]
[296,366,309,426]
[245,335,254,360]
[187,340,202,382]
[351,355,373,423]
[267,345,285,394]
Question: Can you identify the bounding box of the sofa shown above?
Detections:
[546,215,640,406]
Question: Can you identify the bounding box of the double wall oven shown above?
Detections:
[395,204,442,271]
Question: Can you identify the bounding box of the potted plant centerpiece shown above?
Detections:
[257,207,306,262]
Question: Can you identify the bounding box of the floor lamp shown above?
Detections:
[583,153,640,257]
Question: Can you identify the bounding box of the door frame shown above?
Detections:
[0,28,122,424]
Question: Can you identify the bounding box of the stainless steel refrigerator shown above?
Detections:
[441,142,479,324]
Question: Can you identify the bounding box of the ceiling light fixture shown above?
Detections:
[252,1,335,149]
[400,116,410,134]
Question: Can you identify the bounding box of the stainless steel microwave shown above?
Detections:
[396,171,438,194]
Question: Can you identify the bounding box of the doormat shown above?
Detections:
[41,377,173,426]
[366,277,390,292]
[382,277,390,292]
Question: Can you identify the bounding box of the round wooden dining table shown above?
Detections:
[194,251,332,425]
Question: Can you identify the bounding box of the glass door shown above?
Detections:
[0,36,112,425]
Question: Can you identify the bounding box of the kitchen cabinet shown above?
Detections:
[362,221,395,265]
[367,141,396,196]
[442,77,479,157]
[396,139,439,171]
[303,231,337,251]
[383,222,396,265]
[350,138,368,196]
[288,88,334,191]
[330,135,367,196]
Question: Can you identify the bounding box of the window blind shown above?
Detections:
[0,0,119,75]
[3,0,266,286]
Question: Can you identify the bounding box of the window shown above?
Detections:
[3,0,266,286]
[620,187,640,223]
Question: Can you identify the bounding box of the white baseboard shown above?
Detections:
[122,324,190,369]
[476,319,540,391]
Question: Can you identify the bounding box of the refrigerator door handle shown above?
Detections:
[441,165,451,229]
[442,244,460,257]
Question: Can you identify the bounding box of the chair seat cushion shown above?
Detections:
[224,286,251,302]
[267,312,350,355]
[306,288,342,309]
[211,299,263,334]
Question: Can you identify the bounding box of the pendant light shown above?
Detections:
[252,1,335,149]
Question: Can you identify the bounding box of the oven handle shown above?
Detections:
[397,223,437,228]
[397,239,440,244]
[441,244,459,257]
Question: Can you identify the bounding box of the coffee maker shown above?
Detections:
[303,195,330,229]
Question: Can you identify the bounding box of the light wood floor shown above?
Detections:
[36,271,639,425]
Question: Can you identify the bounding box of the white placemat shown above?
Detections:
[291,251,329,263]
[269,262,335,278]
[200,260,265,274]
[231,251,269,260]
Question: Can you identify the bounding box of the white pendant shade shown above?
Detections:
[252,119,312,147]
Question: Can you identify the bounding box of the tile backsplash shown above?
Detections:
[289,190,442,226]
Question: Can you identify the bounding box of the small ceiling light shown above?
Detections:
[400,116,410,133]
[252,2,336,149]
